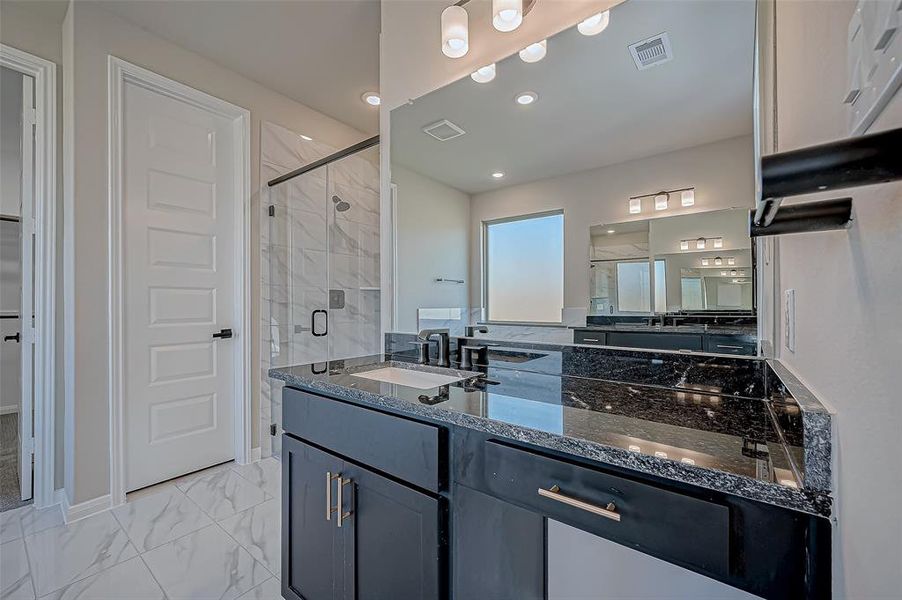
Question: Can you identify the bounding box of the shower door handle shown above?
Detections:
[312,309,328,337]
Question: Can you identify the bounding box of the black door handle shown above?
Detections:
[312,310,328,337]
[212,328,233,340]
[3,333,19,343]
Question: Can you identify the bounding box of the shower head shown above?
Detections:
[332,195,351,212]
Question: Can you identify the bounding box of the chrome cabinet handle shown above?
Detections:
[716,344,743,350]
[326,472,340,520]
[336,476,353,528]
[582,338,600,342]
[538,484,621,522]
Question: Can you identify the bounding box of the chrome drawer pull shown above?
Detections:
[538,485,621,522]
[716,344,743,350]
[336,477,353,528]
[326,472,340,520]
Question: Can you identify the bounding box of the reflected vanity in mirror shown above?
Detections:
[389,0,759,356]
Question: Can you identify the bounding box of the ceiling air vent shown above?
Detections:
[629,32,673,70]
[422,119,466,141]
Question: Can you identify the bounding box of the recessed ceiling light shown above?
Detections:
[519,40,547,63]
[361,92,381,106]
[607,229,615,234]
[577,10,610,36]
[299,134,313,141]
[515,91,538,105]
[491,172,505,179]
[471,63,496,83]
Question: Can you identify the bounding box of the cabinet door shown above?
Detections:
[282,435,344,600]
[339,462,442,600]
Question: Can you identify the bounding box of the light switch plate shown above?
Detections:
[784,289,796,353]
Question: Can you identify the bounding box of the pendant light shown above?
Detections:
[519,39,547,63]
[577,10,610,36]
[471,63,496,83]
[441,5,469,58]
[493,0,522,32]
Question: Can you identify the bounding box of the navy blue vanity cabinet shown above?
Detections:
[281,388,445,600]
[704,334,757,356]
[606,331,704,351]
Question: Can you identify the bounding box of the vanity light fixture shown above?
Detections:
[628,445,641,453]
[696,238,706,250]
[714,256,723,266]
[654,192,669,210]
[720,270,728,276]
[629,198,642,214]
[441,5,469,58]
[519,39,547,63]
[470,63,496,83]
[701,258,710,266]
[727,257,736,266]
[491,171,505,178]
[493,0,523,32]
[515,91,538,105]
[654,451,668,459]
[681,189,695,206]
[713,237,723,249]
[361,92,381,106]
[577,10,610,36]
[679,240,690,251]
[730,269,738,276]
[681,457,696,465]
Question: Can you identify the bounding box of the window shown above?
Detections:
[485,212,563,323]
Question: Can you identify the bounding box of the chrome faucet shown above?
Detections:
[417,328,451,367]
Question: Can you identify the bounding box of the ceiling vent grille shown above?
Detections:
[422,119,466,141]
[629,33,673,70]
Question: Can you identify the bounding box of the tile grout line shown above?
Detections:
[16,510,38,600]
[136,551,170,600]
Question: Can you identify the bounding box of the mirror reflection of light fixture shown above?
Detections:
[701,258,710,266]
[681,189,695,206]
[577,10,610,36]
[470,63,496,83]
[493,0,523,32]
[727,257,736,265]
[680,240,690,251]
[654,192,669,210]
[730,269,738,276]
[721,270,728,276]
[714,256,723,266]
[696,238,706,249]
[629,198,641,214]
[713,237,723,249]
[441,5,469,58]
[519,39,547,63]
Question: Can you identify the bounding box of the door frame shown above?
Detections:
[107,56,251,506]
[0,43,57,509]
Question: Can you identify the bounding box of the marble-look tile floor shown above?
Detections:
[0,458,283,600]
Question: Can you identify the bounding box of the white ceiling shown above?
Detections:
[91,0,381,134]
[391,0,757,194]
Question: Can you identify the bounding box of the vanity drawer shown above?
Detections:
[573,330,606,345]
[704,335,757,356]
[482,441,730,578]
[283,387,442,492]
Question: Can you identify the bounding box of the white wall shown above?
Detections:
[772,1,902,597]
[392,165,470,333]
[469,135,755,312]
[1,67,23,218]
[63,1,369,504]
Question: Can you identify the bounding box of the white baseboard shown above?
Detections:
[0,406,19,415]
[61,493,111,523]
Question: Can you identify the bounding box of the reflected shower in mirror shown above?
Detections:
[389,0,759,355]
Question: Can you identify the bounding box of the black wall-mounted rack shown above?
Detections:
[750,127,902,237]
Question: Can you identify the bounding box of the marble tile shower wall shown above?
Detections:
[260,122,380,458]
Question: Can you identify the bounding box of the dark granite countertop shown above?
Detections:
[270,354,831,517]
[572,324,758,336]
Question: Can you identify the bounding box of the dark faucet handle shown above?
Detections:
[460,344,488,369]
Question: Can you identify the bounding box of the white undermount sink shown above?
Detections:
[350,367,467,390]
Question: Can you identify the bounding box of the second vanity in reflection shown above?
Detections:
[272,343,831,600]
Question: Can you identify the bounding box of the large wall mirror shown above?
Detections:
[389,0,760,356]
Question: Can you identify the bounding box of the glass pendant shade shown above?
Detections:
[442,6,469,58]
[493,0,523,32]
[471,63,496,83]
[577,10,610,36]
[519,40,547,63]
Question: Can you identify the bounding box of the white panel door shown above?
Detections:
[123,80,237,491]
[19,76,35,501]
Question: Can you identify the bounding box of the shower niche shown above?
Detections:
[260,122,381,457]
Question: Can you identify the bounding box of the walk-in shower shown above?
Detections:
[261,125,380,457]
